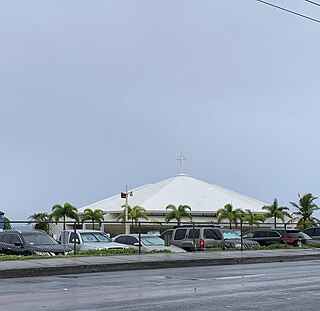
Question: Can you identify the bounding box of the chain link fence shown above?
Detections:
[2,219,303,255]
[6,219,297,233]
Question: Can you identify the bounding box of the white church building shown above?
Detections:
[76,154,271,235]
[78,172,268,225]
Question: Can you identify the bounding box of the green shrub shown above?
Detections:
[0,253,67,261]
[204,247,224,251]
[252,244,295,250]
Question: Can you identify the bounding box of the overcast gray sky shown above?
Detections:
[1,0,320,220]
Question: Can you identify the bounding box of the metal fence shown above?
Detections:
[3,219,302,255]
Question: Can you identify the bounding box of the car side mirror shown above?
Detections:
[14,242,22,247]
[133,242,141,247]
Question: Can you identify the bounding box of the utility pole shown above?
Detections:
[121,186,133,234]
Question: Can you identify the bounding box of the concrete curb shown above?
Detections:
[2,250,320,279]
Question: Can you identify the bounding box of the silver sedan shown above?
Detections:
[113,234,186,253]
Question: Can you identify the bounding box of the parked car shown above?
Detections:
[0,229,72,256]
[160,225,259,251]
[299,232,320,247]
[230,229,242,236]
[242,229,308,246]
[113,234,186,253]
[303,227,320,241]
[58,230,129,251]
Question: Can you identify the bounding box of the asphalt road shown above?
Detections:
[2,260,320,311]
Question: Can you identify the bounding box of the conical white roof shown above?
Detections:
[79,174,267,214]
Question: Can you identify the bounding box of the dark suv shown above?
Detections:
[242,229,306,246]
[0,230,71,255]
[160,225,258,251]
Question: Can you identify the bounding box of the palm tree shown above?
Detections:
[81,208,105,229]
[4,217,11,230]
[117,205,131,223]
[50,202,79,230]
[165,204,192,225]
[243,209,266,229]
[117,205,148,224]
[262,198,291,228]
[290,193,319,230]
[130,206,148,225]
[216,203,244,229]
[0,212,10,230]
[28,212,50,232]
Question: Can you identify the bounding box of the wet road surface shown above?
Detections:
[2,260,320,311]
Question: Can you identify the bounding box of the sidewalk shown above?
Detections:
[1,248,320,279]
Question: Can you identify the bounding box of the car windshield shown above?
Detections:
[141,236,165,246]
[283,231,299,238]
[298,232,312,240]
[80,232,111,243]
[23,233,58,245]
[221,230,241,240]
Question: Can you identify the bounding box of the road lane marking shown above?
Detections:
[215,274,266,280]
[155,274,266,281]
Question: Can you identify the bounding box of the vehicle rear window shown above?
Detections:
[212,229,223,239]
[161,230,173,240]
[204,229,220,240]
[23,233,57,245]
[174,229,187,240]
[126,236,137,245]
[69,232,79,243]
[115,236,127,244]
[188,229,200,239]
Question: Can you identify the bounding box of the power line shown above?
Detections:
[254,0,320,24]
[304,0,320,7]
